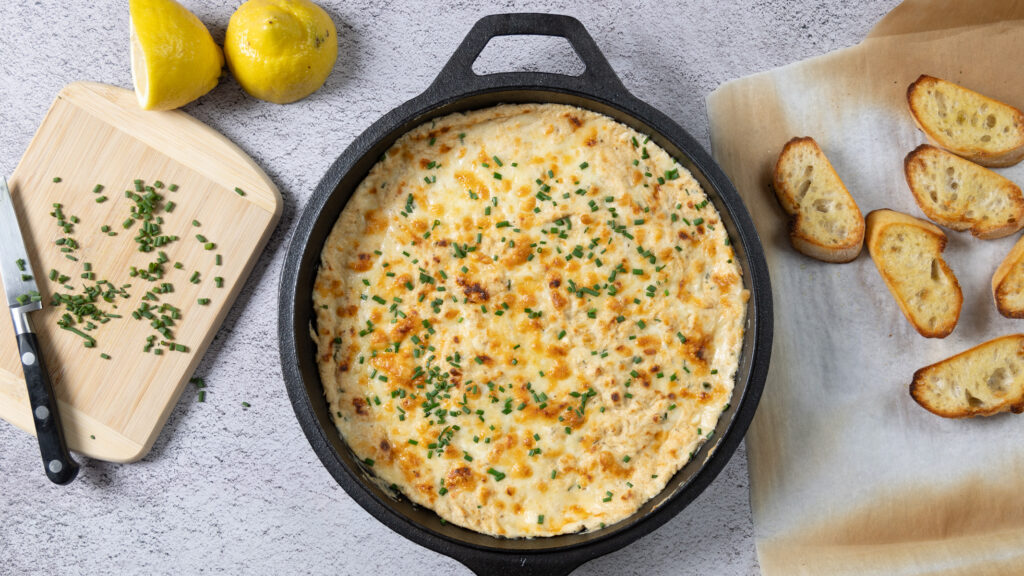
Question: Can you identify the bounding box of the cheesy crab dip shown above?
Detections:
[313,103,748,537]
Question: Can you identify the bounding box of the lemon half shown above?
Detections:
[225,0,337,104]
[130,0,224,111]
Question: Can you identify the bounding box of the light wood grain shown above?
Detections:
[0,82,282,462]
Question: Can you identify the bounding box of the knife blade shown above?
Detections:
[0,177,79,484]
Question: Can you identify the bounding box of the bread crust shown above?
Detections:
[910,334,1024,418]
[993,233,1024,318]
[904,144,1024,239]
[907,75,1024,168]
[865,209,962,338]
[787,224,863,262]
[772,136,864,263]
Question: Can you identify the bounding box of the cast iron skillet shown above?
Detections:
[280,13,772,576]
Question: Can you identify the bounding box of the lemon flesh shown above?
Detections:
[130,0,224,111]
[225,0,337,104]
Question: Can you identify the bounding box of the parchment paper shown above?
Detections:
[706,1,1024,574]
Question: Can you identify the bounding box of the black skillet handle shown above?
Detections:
[457,552,588,576]
[17,330,79,485]
[427,13,631,101]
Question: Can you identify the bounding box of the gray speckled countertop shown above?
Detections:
[0,1,897,574]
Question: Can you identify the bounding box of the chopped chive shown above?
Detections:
[197,298,210,305]
[215,254,223,266]
[234,187,246,196]
[92,184,104,194]
[52,177,62,183]
[95,195,107,203]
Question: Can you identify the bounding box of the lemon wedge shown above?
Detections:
[224,0,337,104]
[130,0,224,111]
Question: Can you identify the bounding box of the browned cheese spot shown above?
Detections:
[349,252,375,272]
[352,397,368,415]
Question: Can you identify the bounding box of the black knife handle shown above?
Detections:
[17,331,79,485]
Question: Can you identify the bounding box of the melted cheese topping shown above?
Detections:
[313,104,748,537]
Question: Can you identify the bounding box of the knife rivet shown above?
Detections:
[48,460,63,474]
[21,351,36,366]
[34,406,49,421]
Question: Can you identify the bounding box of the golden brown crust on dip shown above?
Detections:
[312,104,748,537]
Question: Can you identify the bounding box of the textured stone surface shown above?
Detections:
[0,1,896,574]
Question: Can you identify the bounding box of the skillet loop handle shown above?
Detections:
[429,13,629,98]
[458,553,584,576]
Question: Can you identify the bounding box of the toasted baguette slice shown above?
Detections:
[904,144,1024,239]
[910,334,1024,418]
[907,75,1024,167]
[866,209,962,338]
[993,234,1024,317]
[772,137,864,262]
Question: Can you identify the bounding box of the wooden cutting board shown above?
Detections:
[0,82,282,462]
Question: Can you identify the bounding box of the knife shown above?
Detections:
[0,177,79,485]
